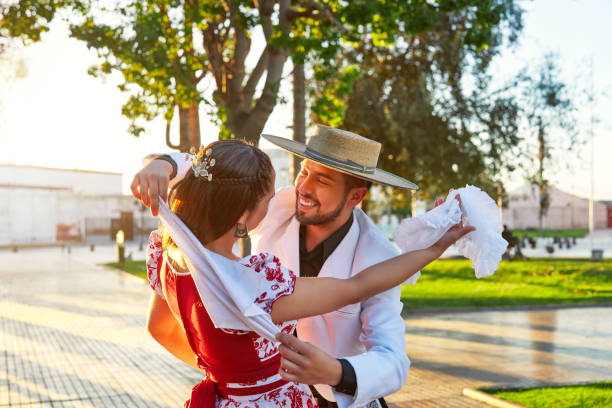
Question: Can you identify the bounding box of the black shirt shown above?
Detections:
[298,213,357,397]
[298,214,354,278]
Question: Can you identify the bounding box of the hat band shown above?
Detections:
[305,147,376,175]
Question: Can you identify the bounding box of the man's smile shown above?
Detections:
[297,194,318,210]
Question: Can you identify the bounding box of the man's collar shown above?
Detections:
[299,213,354,259]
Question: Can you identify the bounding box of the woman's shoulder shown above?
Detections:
[166,247,189,274]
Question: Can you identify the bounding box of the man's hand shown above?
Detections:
[130,159,173,216]
[434,188,454,208]
[276,332,343,386]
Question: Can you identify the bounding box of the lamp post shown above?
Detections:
[116,229,125,264]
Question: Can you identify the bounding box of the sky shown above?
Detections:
[0,0,611,200]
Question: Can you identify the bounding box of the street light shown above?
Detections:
[116,229,125,264]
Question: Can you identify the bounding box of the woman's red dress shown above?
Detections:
[146,231,316,408]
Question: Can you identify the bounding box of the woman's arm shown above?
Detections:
[146,293,201,370]
[270,223,473,324]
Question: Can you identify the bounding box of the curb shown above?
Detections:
[462,388,525,408]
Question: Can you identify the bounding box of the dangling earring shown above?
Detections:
[234,222,248,238]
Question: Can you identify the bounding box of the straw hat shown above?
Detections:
[262,125,418,189]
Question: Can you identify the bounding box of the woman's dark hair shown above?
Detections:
[163,139,274,250]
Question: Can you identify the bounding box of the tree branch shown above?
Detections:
[227,1,251,96]
[202,25,226,94]
[243,47,269,103]
[299,0,348,33]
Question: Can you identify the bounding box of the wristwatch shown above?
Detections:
[154,154,177,180]
[333,358,357,396]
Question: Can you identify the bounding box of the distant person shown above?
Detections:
[502,224,524,260]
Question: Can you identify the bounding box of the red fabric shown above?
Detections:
[152,248,304,407]
[160,254,285,384]
[145,231,312,407]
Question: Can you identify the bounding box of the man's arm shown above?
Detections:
[277,287,409,408]
[339,286,409,406]
[130,153,192,215]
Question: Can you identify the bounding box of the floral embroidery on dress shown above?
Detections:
[215,382,315,408]
[249,321,296,361]
[242,252,296,314]
[146,230,165,299]
[239,253,298,362]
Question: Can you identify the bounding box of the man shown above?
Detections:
[131,125,419,408]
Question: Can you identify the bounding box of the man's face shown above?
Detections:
[295,160,349,225]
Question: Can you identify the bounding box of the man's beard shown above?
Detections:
[295,192,346,226]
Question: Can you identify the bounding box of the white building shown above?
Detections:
[0,164,122,195]
[502,184,611,230]
[0,164,150,246]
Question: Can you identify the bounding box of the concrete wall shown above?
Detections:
[0,186,64,245]
[0,185,157,245]
[0,164,122,195]
[502,184,609,230]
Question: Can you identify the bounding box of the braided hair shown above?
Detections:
[163,139,274,249]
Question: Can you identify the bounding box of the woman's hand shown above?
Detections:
[431,222,475,256]
[131,160,173,216]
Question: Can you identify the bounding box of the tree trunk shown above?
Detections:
[167,102,201,152]
[537,121,548,232]
[292,62,306,184]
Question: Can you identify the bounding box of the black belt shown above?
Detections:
[309,386,388,408]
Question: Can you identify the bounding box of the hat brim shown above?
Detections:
[262,134,419,190]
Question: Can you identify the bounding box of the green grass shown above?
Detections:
[104,261,148,280]
[106,258,612,310]
[484,381,612,408]
[401,258,612,309]
[513,229,588,239]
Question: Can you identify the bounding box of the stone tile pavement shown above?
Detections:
[388,307,612,407]
[1,245,201,407]
[1,244,611,407]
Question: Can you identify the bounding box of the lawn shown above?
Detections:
[513,229,588,239]
[401,258,612,309]
[105,258,612,310]
[105,260,148,280]
[484,381,612,408]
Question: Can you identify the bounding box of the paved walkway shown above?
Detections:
[1,245,611,407]
[389,307,612,407]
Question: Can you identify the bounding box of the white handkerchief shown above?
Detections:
[393,185,507,280]
[157,198,281,341]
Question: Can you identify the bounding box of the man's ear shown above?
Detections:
[346,187,368,209]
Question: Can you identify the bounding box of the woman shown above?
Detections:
[145,139,473,408]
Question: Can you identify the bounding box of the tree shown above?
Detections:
[2,0,520,151]
[310,1,524,210]
[292,60,306,183]
[520,54,577,231]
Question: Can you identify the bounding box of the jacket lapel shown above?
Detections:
[317,213,360,279]
[278,216,301,275]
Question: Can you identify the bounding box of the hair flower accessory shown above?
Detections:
[190,146,215,181]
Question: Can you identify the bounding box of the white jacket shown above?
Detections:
[252,187,409,408]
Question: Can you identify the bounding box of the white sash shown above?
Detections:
[157,198,280,341]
